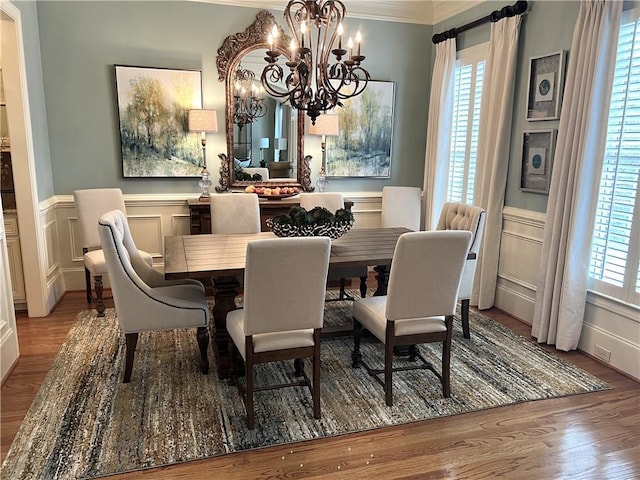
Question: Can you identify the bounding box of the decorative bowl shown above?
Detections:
[266,217,354,240]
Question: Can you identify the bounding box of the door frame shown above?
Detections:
[1,1,49,318]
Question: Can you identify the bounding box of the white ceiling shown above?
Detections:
[193,1,484,25]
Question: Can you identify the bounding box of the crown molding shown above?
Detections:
[189,0,482,26]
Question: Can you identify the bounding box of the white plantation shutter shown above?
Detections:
[448,44,486,204]
[589,8,640,306]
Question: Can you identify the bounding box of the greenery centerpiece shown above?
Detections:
[266,206,354,239]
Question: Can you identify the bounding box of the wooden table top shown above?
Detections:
[164,227,410,279]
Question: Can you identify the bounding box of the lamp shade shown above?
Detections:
[275,137,288,150]
[188,109,218,133]
[259,137,270,149]
[308,114,339,136]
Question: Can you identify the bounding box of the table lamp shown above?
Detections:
[188,109,218,200]
[259,137,270,167]
[308,113,339,192]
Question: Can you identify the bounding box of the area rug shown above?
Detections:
[2,292,611,479]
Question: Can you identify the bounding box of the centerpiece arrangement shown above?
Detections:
[266,206,354,239]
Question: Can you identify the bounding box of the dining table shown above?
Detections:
[164,227,410,378]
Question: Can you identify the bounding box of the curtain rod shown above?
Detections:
[432,0,528,44]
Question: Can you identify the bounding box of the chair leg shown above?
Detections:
[94,274,105,317]
[359,276,367,298]
[294,358,304,377]
[385,321,394,407]
[123,332,138,383]
[461,299,471,339]
[442,315,453,398]
[313,329,321,420]
[84,266,92,303]
[245,338,255,429]
[351,319,363,367]
[197,326,209,374]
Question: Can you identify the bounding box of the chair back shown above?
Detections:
[299,192,344,213]
[386,230,472,321]
[74,188,127,249]
[210,193,261,234]
[381,186,422,230]
[242,237,331,335]
[97,210,156,330]
[436,202,485,255]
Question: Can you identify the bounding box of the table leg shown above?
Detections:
[373,265,390,296]
[212,275,240,379]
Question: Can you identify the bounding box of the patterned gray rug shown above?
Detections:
[2,292,610,479]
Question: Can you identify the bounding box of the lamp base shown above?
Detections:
[316,169,328,193]
[199,167,212,200]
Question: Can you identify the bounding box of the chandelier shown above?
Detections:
[233,66,267,128]
[261,0,370,124]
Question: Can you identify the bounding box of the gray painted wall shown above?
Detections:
[14,0,54,200]
[432,0,579,213]
[32,1,431,195]
[21,0,580,207]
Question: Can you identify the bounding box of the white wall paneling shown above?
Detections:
[495,207,545,323]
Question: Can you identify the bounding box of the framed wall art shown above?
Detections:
[526,51,566,121]
[325,80,395,178]
[114,65,203,178]
[520,129,557,194]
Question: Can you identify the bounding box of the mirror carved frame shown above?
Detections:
[215,10,313,192]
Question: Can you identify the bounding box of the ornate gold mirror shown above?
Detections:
[216,10,312,191]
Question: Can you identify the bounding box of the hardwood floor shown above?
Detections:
[2,289,638,479]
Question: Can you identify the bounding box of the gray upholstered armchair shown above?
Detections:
[227,236,331,429]
[351,230,472,406]
[97,209,210,382]
[436,202,486,338]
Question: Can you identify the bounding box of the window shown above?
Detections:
[447,43,487,204]
[589,8,640,307]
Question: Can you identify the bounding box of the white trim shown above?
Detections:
[2,1,50,317]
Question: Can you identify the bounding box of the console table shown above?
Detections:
[188,197,353,234]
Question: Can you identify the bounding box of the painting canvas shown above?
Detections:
[520,130,556,194]
[115,66,203,177]
[326,81,395,177]
[526,51,566,121]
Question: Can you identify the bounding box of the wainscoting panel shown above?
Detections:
[495,207,545,324]
[127,215,163,260]
[171,214,191,237]
[346,192,383,229]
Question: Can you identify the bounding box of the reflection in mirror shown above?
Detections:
[215,10,313,192]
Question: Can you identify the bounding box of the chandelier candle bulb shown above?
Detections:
[355,30,361,57]
[337,23,343,49]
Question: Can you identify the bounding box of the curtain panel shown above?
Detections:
[532,0,622,351]
[474,15,522,310]
[423,38,456,231]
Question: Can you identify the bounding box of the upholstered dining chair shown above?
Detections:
[351,230,472,406]
[381,186,422,231]
[299,192,368,300]
[98,209,210,383]
[74,188,153,317]
[210,193,261,234]
[226,236,331,429]
[436,202,486,339]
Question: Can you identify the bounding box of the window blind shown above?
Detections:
[448,48,485,205]
[589,10,640,306]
